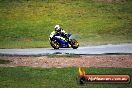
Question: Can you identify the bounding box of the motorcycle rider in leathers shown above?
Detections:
[50,25,69,42]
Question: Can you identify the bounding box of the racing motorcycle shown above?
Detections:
[49,33,79,49]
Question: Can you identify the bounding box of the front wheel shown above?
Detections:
[70,39,79,49]
[50,40,60,49]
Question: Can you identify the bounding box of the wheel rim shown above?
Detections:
[51,41,59,48]
[71,39,79,47]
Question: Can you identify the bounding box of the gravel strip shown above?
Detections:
[0,55,132,68]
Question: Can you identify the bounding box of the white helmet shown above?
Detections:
[54,25,61,32]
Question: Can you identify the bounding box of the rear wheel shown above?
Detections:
[70,39,79,49]
[50,40,60,49]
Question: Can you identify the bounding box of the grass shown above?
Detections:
[0,67,132,88]
[0,59,10,64]
[0,41,49,48]
[0,0,132,48]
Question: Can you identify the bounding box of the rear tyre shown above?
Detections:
[70,39,79,49]
[50,40,60,49]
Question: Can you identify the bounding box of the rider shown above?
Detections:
[50,25,69,41]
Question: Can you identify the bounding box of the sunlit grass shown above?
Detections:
[0,41,50,48]
[0,0,132,48]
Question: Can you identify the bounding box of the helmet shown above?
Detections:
[54,25,61,32]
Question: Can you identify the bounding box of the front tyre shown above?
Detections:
[70,39,79,49]
[50,40,60,49]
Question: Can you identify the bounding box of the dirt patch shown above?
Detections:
[0,55,132,68]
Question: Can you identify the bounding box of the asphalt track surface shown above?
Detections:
[0,43,132,55]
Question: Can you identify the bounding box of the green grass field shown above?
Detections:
[0,0,132,48]
[0,67,131,88]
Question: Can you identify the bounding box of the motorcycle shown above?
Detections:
[49,33,79,49]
